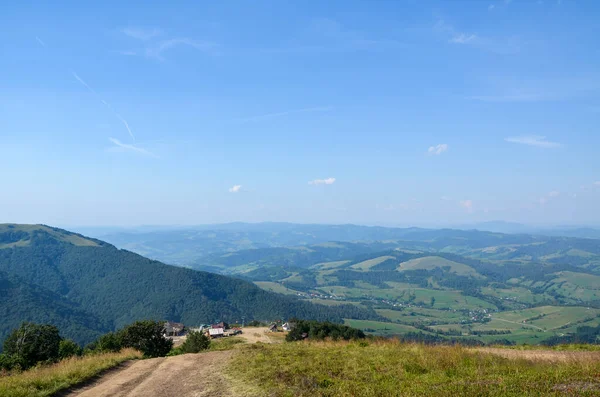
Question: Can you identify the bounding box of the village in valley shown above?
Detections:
[163,320,293,345]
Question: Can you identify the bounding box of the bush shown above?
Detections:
[90,332,122,353]
[59,339,82,359]
[181,331,210,353]
[118,320,173,358]
[0,353,25,372]
[286,320,365,342]
[2,323,61,369]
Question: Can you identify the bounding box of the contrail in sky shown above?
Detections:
[35,36,136,142]
[70,70,136,141]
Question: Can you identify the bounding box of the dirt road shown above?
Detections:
[64,351,236,397]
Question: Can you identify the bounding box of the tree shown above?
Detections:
[430,297,436,308]
[3,322,61,368]
[59,339,81,359]
[180,331,210,353]
[118,320,173,358]
[91,332,122,353]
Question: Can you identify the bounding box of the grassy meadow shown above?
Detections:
[228,340,600,396]
[0,349,141,397]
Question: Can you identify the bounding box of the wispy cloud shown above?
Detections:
[309,177,336,185]
[460,200,474,212]
[488,4,496,11]
[35,36,46,47]
[548,190,561,198]
[122,27,162,41]
[440,196,452,201]
[72,72,136,141]
[594,181,600,186]
[229,185,242,193]
[237,106,332,123]
[505,135,561,148]
[145,38,217,61]
[450,33,477,44]
[538,190,561,205]
[435,19,521,54]
[308,17,403,52]
[108,138,157,158]
[428,144,449,155]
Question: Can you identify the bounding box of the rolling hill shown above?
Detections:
[0,224,378,347]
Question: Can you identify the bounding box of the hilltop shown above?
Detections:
[0,224,376,347]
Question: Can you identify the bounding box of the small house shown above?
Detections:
[209,328,225,338]
[212,321,229,329]
[164,321,185,337]
[268,324,278,332]
[282,322,292,331]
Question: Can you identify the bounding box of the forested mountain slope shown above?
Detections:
[0,224,376,347]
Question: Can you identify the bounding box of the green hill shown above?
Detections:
[0,224,378,347]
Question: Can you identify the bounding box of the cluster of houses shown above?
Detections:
[163,321,243,339]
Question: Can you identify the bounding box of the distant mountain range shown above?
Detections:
[76,222,600,266]
[0,224,376,348]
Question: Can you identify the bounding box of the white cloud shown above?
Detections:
[440,196,452,201]
[505,135,561,148]
[548,191,561,197]
[450,33,478,44]
[228,185,242,193]
[108,137,157,158]
[145,38,217,61]
[35,36,46,47]
[460,200,474,212]
[594,181,600,186]
[428,144,449,155]
[122,27,162,41]
[309,178,336,185]
[488,4,495,10]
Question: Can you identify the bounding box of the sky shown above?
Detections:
[1,0,599,227]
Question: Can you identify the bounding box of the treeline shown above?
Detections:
[542,324,600,346]
[286,320,366,342]
[0,320,174,372]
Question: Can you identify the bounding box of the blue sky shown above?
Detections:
[1,0,599,227]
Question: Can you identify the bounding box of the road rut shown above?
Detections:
[65,351,235,397]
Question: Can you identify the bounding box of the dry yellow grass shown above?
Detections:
[475,347,600,363]
[0,348,142,397]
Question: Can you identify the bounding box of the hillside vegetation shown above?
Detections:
[0,224,377,347]
[228,340,600,396]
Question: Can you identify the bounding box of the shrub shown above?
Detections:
[91,332,122,353]
[118,320,173,358]
[181,331,210,353]
[286,320,365,342]
[0,353,25,372]
[58,339,82,359]
[2,323,61,369]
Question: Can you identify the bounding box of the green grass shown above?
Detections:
[350,256,395,271]
[227,340,600,396]
[397,256,482,278]
[254,281,303,295]
[209,337,246,351]
[343,319,426,336]
[0,349,141,397]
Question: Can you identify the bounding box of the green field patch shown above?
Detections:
[551,271,600,290]
[310,260,350,270]
[397,256,482,277]
[350,255,395,271]
[376,308,465,324]
[343,319,425,336]
[254,281,304,295]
